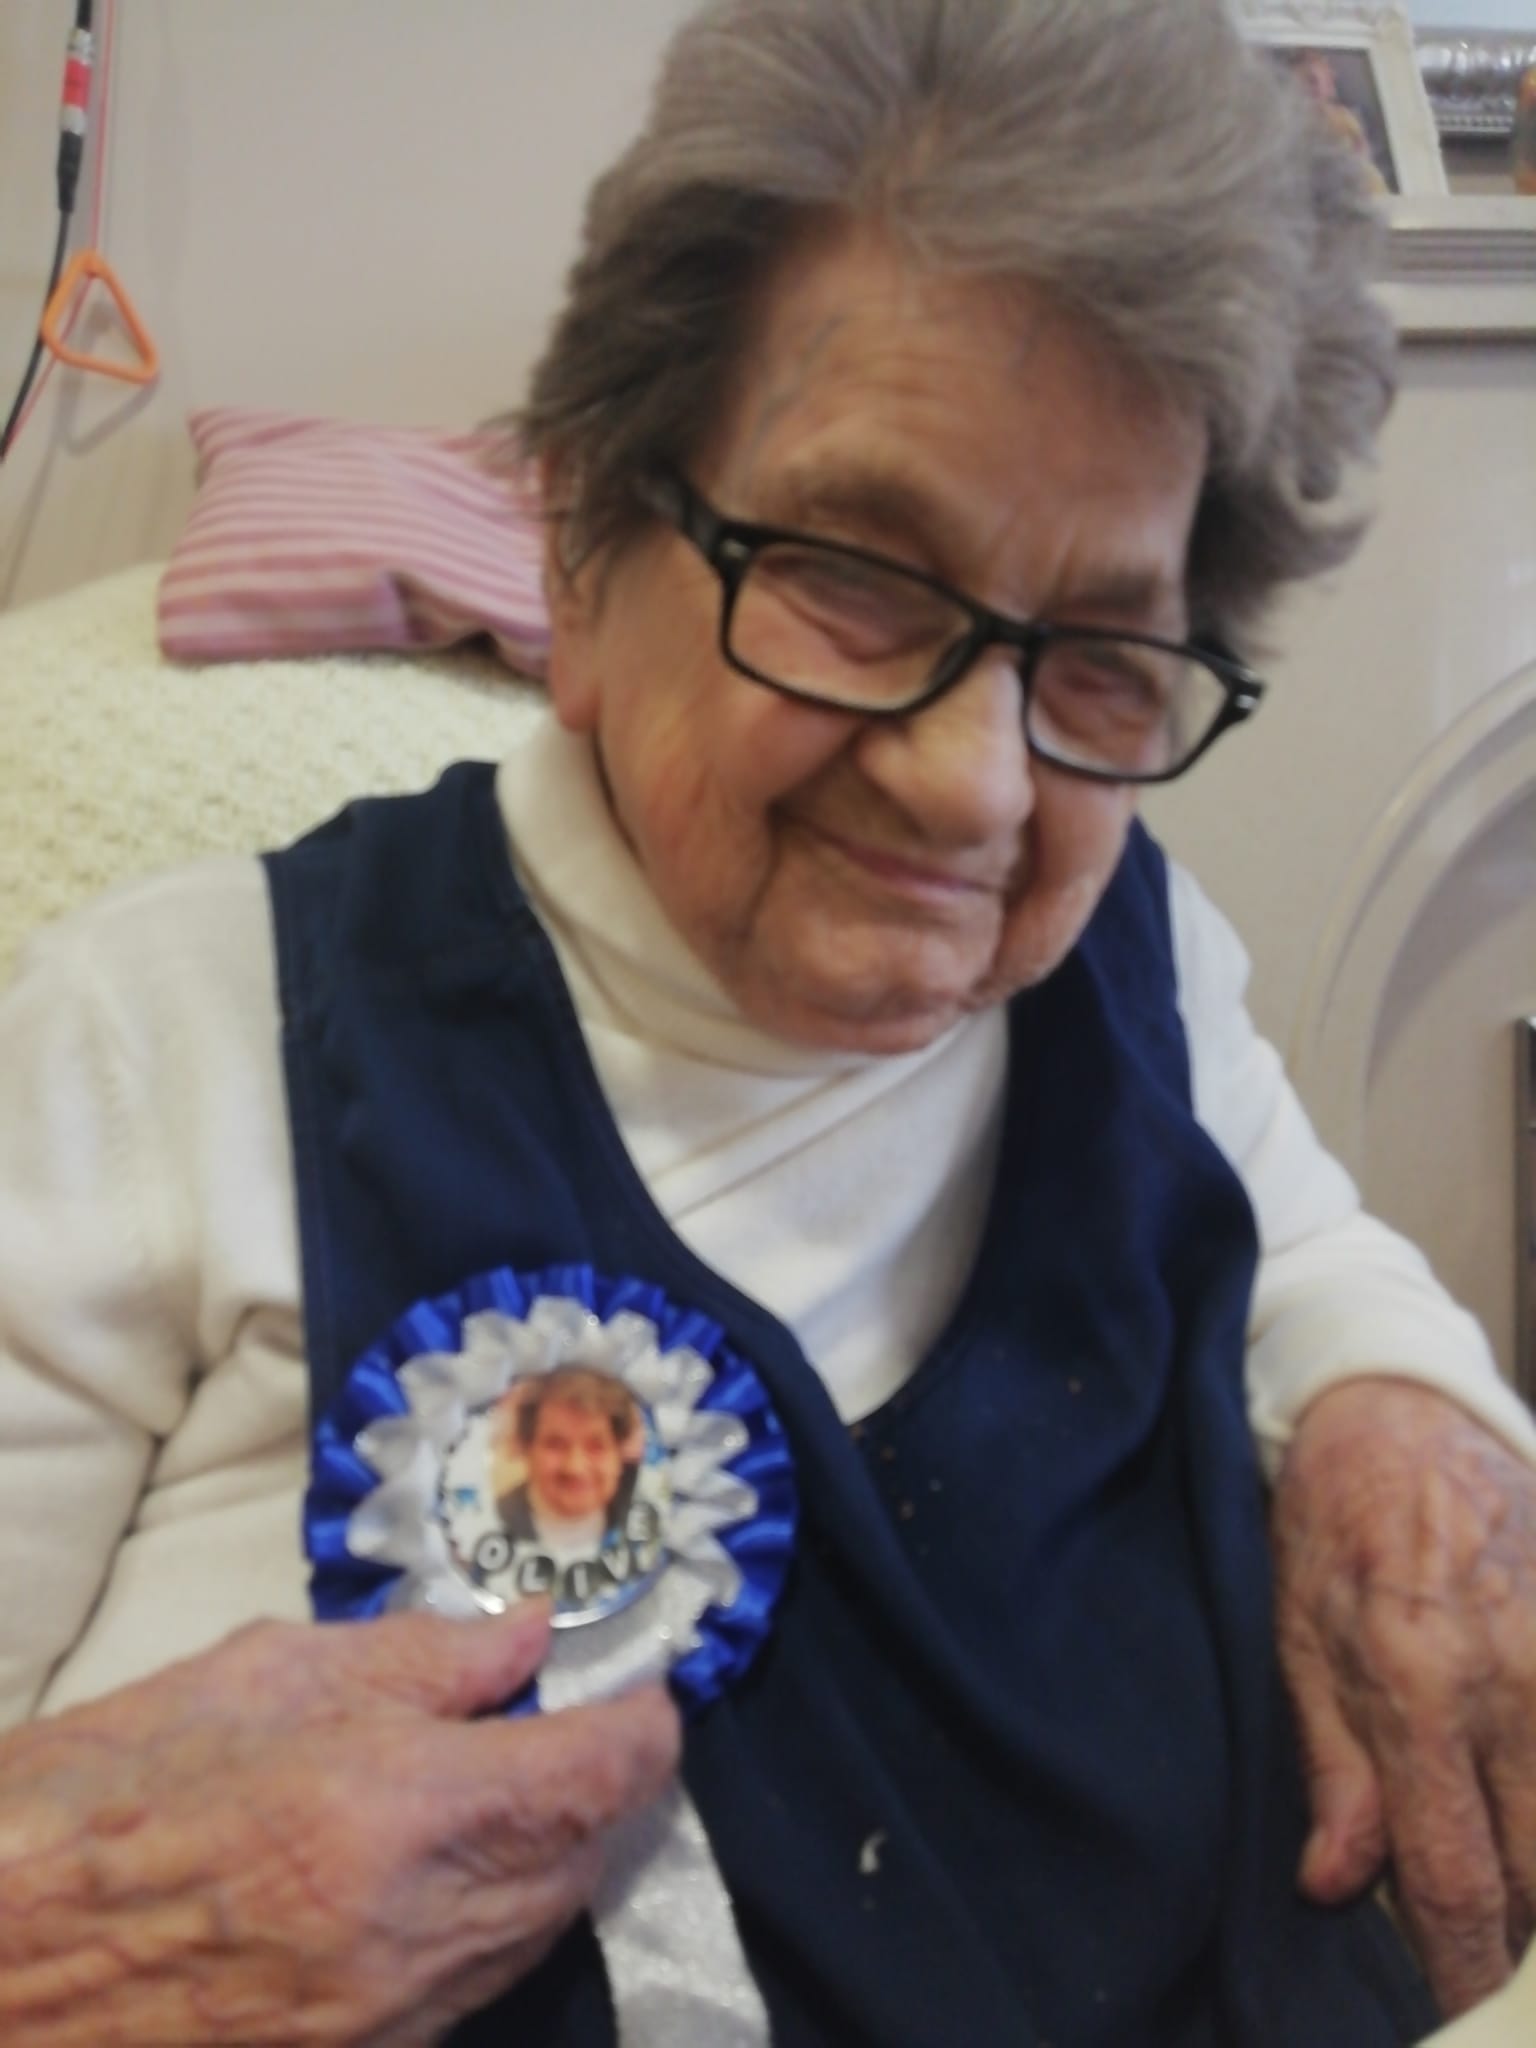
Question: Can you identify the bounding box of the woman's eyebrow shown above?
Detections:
[755,464,1188,626]
[1048,565,1184,625]
[757,464,950,558]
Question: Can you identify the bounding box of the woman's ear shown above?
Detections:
[539,451,602,734]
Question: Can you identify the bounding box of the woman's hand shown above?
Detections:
[1273,1379,1536,2018]
[0,1603,679,2046]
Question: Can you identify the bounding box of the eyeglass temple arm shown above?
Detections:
[635,467,723,557]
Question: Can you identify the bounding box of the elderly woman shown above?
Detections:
[3,1,1536,2043]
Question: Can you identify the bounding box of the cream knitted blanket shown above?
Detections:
[0,566,543,980]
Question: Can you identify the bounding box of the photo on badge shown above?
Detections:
[439,1362,673,1625]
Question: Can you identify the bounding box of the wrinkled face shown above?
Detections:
[524,1398,624,1520]
[545,225,1206,1053]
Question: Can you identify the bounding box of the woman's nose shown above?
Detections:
[853,646,1034,847]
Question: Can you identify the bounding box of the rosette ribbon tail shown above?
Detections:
[304,1263,796,2038]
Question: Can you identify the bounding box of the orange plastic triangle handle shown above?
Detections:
[40,248,159,387]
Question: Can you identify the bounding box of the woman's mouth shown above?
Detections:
[805,823,1002,909]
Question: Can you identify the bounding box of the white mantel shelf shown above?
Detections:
[1385,195,1536,337]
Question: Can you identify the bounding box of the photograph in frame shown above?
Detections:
[1237,3,1449,199]
[1274,44,1399,191]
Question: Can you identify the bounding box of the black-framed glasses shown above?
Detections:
[635,468,1265,785]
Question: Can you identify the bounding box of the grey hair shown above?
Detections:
[517,0,1395,649]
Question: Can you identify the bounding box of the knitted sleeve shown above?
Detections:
[0,919,194,1726]
[1167,859,1536,1479]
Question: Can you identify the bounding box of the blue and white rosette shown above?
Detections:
[305,1263,796,1716]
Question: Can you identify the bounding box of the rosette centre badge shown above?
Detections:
[441,1359,671,1625]
[306,1266,796,1713]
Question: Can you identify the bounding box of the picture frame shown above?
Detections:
[1238,3,1536,339]
[1239,1,1448,199]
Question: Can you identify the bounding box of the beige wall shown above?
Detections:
[1143,341,1536,1034]
[0,0,696,611]
[3,4,1534,1352]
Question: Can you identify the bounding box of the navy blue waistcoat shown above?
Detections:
[263,763,1436,2047]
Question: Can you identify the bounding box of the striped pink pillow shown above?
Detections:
[157,409,552,674]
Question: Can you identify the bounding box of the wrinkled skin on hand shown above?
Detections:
[0,1604,679,2046]
[1273,1378,1536,2018]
